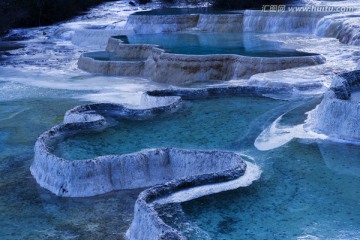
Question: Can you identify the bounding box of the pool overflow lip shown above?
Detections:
[30,86,291,239]
[31,85,285,196]
[78,36,325,85]
[77,11,326,85]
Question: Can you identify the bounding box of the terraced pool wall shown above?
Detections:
[246,10,360,46]
[126,10,360,46]
[126,163,246,240]
[78,35,325,84]
[77,9,359,84]
[31,98,183,197]
[125,13,244,33]
[31,87,269,198]
[307,70,360,141]
[31,86,274,239]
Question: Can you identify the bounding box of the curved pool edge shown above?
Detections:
[78,37,326,85]
[31,86,278,197]
[30,87,275,239]
[125,162,261,240]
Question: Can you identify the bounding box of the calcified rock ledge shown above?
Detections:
[243,10,331,33]
[125,155,248,240]
[127,10,360,46]
[144,84,290,100]
[78,37,325,85]
[307,70,360,142]
[31,85,276,197]
[31,87,270,239]
[31,95,182,197]
[315,12,360,46]
[125,13,244,33]
[126,161,262,240]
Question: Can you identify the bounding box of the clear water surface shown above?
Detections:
[1,0,360,239]
[115,33,317,57]
[53,96,360,240]
[55,96,286,160]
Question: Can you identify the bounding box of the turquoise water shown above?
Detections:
[182,140,360,240]
[1,0,358,238]
[55,96,286,160]
[0,85,140,239]
[115,33,316,57]
[54,96,360,239]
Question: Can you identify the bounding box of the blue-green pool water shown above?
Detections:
[181,139,360,239]
[115,33,316,57]
[54,96,286,160]
[1,0,359,238]
[0,86,140,239]
[53,96,360,239]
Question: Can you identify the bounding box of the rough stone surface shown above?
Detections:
[145,85,290,99]
[307,70,360,141]
[78,37,325,85]
[316,12,360,46]
[126,164,246,240]
[244,10,331,33]
[192,14,243,32]
[244,10,360,46]
[125,13,244,33]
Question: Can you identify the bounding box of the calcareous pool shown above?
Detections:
[115,33,316,57]
[1,0,360,239]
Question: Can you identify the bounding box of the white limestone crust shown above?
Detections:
[31,82,263,240]
[307,71,360,142]
[78,37,326,85]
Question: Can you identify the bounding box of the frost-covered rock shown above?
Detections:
[125,14,199,33]
[243,10,360,46]
[316,12,360,46]
[243,10,330,33]
[307,70,360,142]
